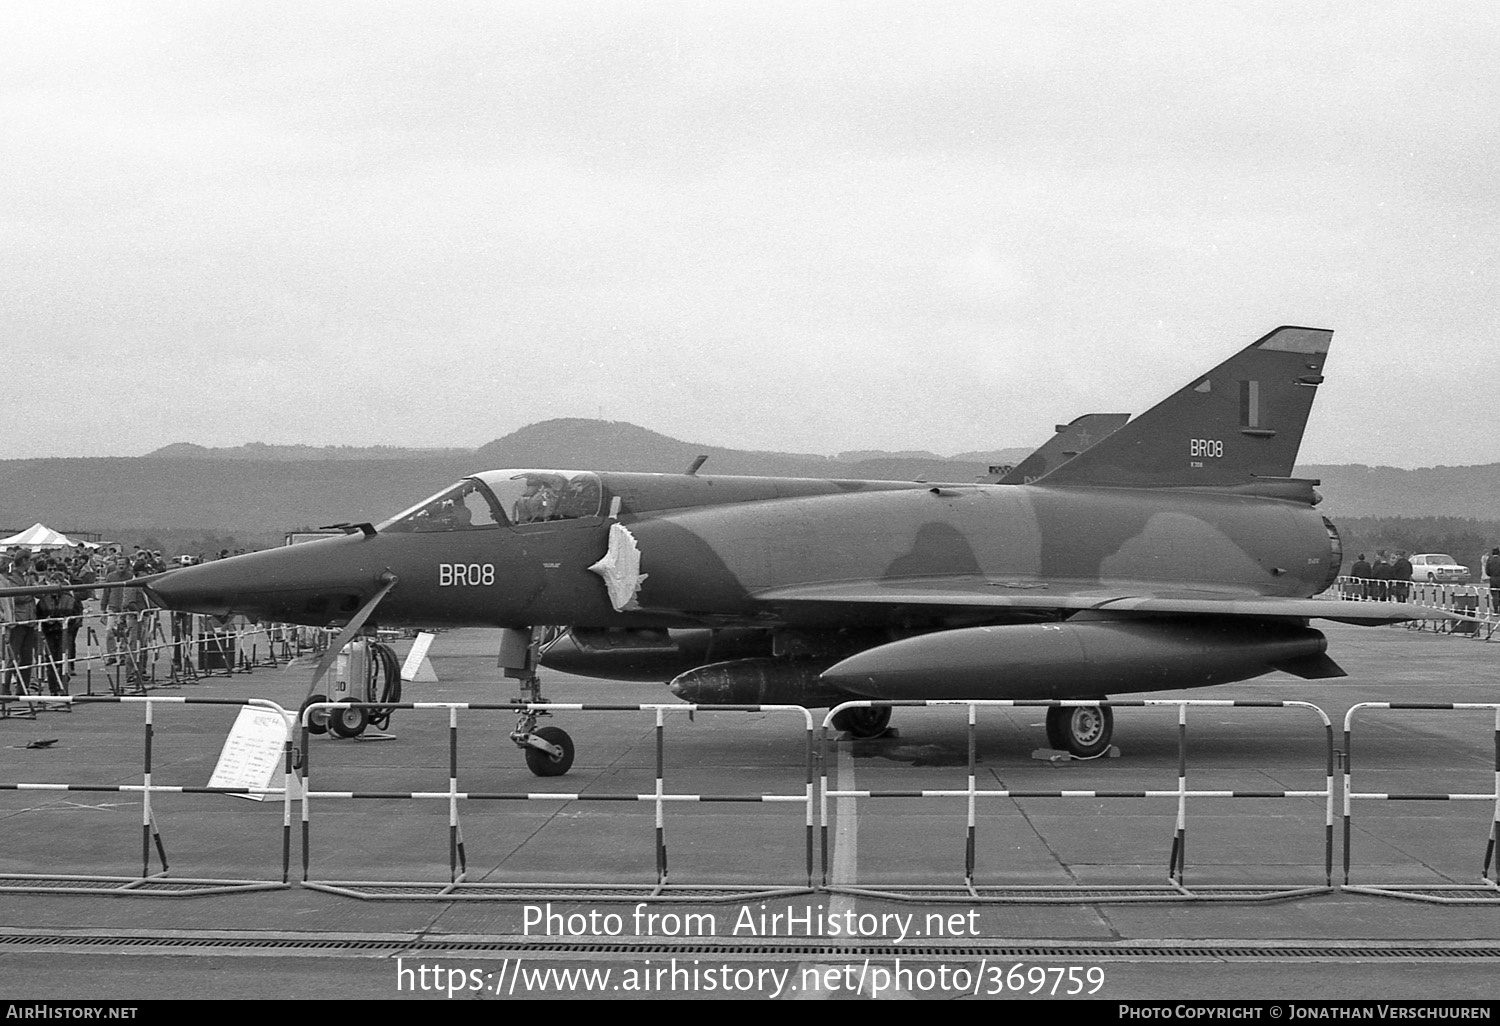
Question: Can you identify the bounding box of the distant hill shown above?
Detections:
[1297,464,1500,520]
[473,418,1030,480]
[1,420,1496,536]
[145,442,473,460]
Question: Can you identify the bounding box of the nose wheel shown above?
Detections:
[1045,703,1114,758]
[519,724,575,777]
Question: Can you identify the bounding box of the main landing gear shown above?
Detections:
[505,627,575,777]
[1044,703,1114,759]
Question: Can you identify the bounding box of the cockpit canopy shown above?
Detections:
[377,470,603,533]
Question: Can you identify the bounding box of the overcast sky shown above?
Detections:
[3,2,1495,467]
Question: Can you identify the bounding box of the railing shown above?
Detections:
[297,701,817,902]
[0,696,295,895]
[1332,576,1496,639]
[819,699,1336,903]
[1341,702,1500,904]
[1,608,329,703]
[6,677,1499,906]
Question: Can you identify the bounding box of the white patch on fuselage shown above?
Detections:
[589,521,649,611]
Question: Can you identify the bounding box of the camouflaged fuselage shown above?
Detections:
[145,471,1335,632]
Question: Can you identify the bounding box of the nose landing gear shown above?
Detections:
[504,626,575,777]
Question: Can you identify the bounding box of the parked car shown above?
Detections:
[1408,553,1469,582]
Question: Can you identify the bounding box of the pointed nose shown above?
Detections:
[146,538,388,625]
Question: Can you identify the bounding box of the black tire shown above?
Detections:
[524,726,575,777]
[329,704,368,739]
[300,693,331,736]
[830,705,893,739]
[1045,704,1114,758]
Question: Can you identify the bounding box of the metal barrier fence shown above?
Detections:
[1342,702,1500,904]
[0,695,294,895]
[819,699,1336,903]
[10,690,1500,906]
[0,608,328,704]
[298,701,817,902]
[1333,576,1497,639]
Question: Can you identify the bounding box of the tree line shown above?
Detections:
[1335,517,1500,578]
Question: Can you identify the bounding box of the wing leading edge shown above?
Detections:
[751,578,1451,627]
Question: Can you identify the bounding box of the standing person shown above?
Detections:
[65,557,96,677]
[6,555,39,694]
[1371,552,1392,602]
[117,561,151,686]
[0,555,17,695]
[1349,553,1372,600]
[101,553,130,666]
[1486,548,1500,617]
[1391,551,1413,604]
[35,567,79,695]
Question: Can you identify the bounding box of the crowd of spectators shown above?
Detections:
[1343,548,1500,619]
[1344,550,1414,602]
[0,543,247,697]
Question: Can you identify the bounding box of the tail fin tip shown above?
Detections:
[1256,325,1332,355]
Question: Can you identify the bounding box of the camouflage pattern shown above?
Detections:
[102,327,1448,726]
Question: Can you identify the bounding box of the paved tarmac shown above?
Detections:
[1,619,1497,1001]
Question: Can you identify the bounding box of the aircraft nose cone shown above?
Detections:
[146,559,245,616]
[145,539,386,624]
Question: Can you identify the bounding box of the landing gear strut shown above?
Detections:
[505,627,575,777]
[1045,703,1113,758]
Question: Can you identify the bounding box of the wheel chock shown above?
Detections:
[1031,745,1121,763]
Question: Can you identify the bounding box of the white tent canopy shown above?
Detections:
[0,523,96,550]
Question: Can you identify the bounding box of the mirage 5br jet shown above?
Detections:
[85,325,1436,775]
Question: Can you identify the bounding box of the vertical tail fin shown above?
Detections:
[994,413,1130,484]
[1037,325,1332,489]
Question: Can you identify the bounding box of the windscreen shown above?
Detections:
[377,478,507,533]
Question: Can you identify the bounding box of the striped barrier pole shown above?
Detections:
[655,706,667,886]
[300,715,313,884]
[141,699,160,877]
[965,704,977,888]
[281,725,293,886]
[449,705,463,885]
[1342,710,1354,886]
[1168,703,1188,886]
[804,707,815,890]
[1485,706,1499,884]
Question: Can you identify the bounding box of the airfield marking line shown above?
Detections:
[790,741,909,999]
[13,800,131,813]
[981,760,1118,937]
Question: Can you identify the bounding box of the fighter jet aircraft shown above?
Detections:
[8,325,1440,775]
